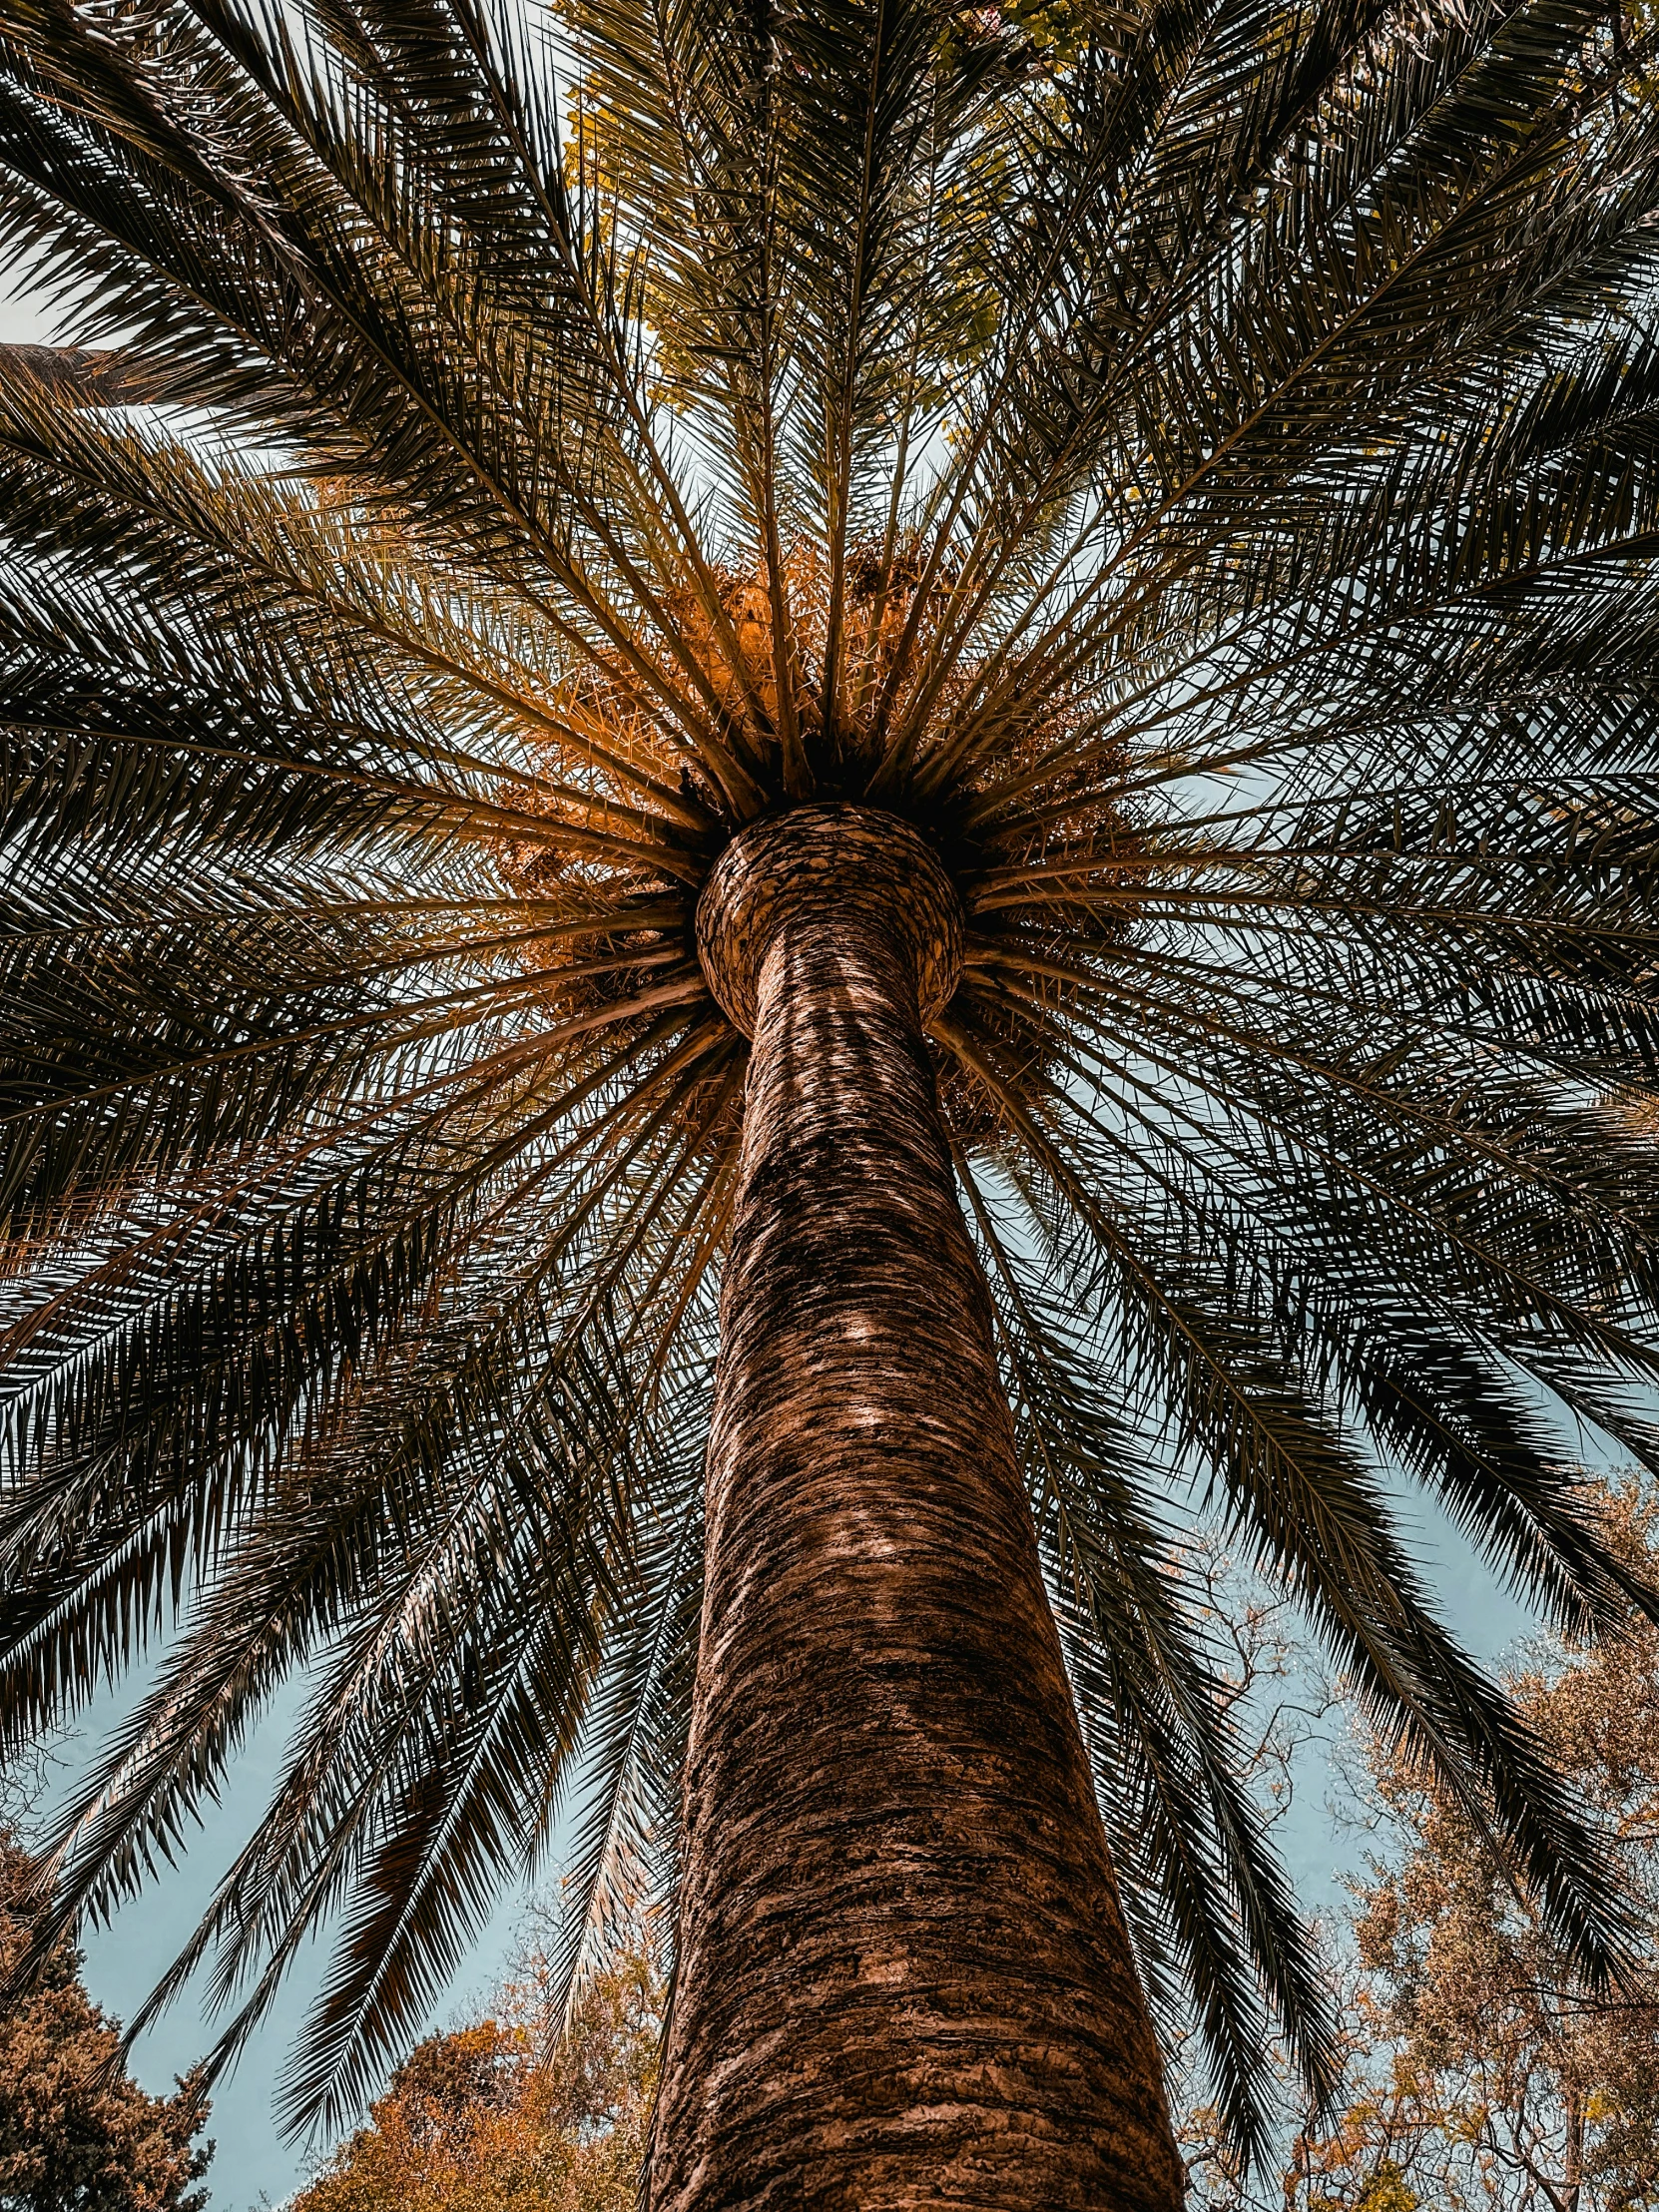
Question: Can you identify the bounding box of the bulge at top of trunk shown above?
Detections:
[695,805,964,1039]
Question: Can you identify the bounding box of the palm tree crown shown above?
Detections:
[3,0,1659,2167]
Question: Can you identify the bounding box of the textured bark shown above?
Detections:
[651,809,1183,2211]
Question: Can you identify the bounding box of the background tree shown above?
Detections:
[0,1833,213,2212]
[4,0,1659,2198]
[292,1935,660,2212]
[1184,1478,1659,2212]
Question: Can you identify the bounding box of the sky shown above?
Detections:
[0,247,1565,2212]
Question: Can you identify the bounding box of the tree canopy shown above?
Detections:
[0,1835,212,2212]
[292,1937,658,2212]
[1186,1479,1659,2212]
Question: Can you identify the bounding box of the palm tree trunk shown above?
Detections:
[650,809,1183,2210]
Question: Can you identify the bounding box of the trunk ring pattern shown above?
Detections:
[695,804,963,1038]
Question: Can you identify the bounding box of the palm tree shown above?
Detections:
[2,0,1659,2198]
